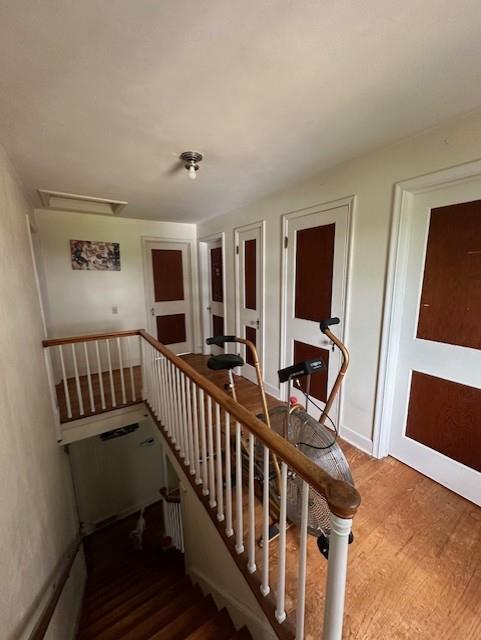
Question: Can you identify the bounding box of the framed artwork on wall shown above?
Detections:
[70,239,121,271]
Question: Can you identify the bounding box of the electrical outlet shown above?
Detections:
[112,305,119,314]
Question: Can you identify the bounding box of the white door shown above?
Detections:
[235,223,264,383]
[205,238,225,355]
[282,202,351,426]
[144,240,194,354]
[388,180,481,505]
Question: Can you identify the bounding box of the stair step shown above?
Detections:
[185,608,235,640]
[146,595,217,640]
[229,626,253,640]
[86,584,202,640]
[79,575,188,633]
[84,571,163,614]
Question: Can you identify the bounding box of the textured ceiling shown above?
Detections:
[1,1,481,222]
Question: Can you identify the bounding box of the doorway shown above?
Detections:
[376,165,481,505]
[280,199,353,427]
[143,239,194,354]
[198,234,226,355]
[234,221,265,383]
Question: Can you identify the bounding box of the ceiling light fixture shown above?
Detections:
[180,151,203,180]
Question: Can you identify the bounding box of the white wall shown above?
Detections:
[0,146,85,639]
[154,425,275,640]
[34,208,199,346]
[197,108,481,452]
[69,420,165,530]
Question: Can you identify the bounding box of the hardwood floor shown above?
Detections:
[78,503,252,640]
[182,354,481,640]
[56,366,143,423]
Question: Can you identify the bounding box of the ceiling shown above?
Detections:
[1,1,481,223]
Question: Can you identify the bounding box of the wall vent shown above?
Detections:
[37,189,127,216]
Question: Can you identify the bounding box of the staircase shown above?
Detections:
[77,505,252,640]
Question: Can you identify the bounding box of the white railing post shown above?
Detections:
[215,403,224,522]
[224,412,233,537]
[295,481,309,640]
[192,382,201,484]
[83,342,95,413]
[322,514,352,640]
[235,421,244,554]
[247,432,256,573]
[199,388,208,495]
[207,397,216,508]
[275,461,288,623]
[260,445,270,596]
[71,343,84,416]
[95,340,106,410]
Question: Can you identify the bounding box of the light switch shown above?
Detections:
[112,305,119,314]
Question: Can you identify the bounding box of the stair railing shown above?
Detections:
[42,329,360,640]
[139,330,360,640]
[42,330,142,423]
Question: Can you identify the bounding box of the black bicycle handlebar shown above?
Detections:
[319,317,340,332]
[206,335,236,346]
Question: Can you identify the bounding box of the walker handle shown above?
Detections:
[319,317,340,332]
[206,335,236,347]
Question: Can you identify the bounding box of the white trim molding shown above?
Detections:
[372,158,481,458]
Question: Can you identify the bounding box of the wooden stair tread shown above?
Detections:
[146,595,216,640]
[184,608,235,640]
[89,584,202,640]
[79,576,188,634]
[229,626,253,640]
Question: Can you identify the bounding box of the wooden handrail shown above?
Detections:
[42,329,140,347]
[42,328,360,518]
[140,330,361,519]
[28,534,83,640]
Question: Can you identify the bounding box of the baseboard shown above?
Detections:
[264,382,281,399]
[82,493,161,535]
[340,424,373,455]
[188,566,276,640]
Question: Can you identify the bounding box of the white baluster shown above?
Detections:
[247,432,256,573]
[275,462,288,623]
[235,421,244,554]
[83,342,95,413]
[261,445,270,596]
[199,388,208,495]
[207,396,216,508]
[224,412,233,537]
[128,336,136,401]
[296,481,310,640]
[105,339,116,407]
[94,341,106,410]
[185,378,195,475]
[181,373,189,466]
[58,345,72,419]
[160,357,168,428]
[215,404,224,522]
[71,343,84,416]
[192,382,201,484]
[168,362,176,444]
[175,368,183,453]
[140,335,147,400]
[322,514,352,640]
[117,337,127,405]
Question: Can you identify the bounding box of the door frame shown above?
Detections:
[141,236,198,352]
[373,159,481,458]
[198,232,227,355]
[279,197,355,418]
[234,220,266,379]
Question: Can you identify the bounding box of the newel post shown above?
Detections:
[322,513,352,640]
